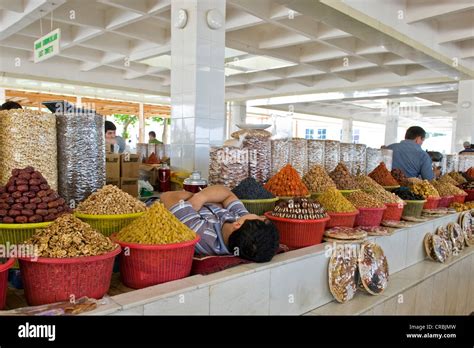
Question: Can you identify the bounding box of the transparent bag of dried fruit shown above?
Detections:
[290,138,308,177]
[366,147,383,174]
[324,140,340,173]
[307,139,325,169]
[353,144,367,176]
[339,143,355,176]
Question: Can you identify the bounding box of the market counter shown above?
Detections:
[81,213,473,315]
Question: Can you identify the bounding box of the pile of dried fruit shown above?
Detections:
[451,201,474,212]
[393,188,424,201]
[76,185,146,215]
[354,175,403,204]
[431,180,467,197]
[264,164,309,197]
[0,167,69,223]
[391,168,408,186]
[317,188,357,213]
[116,202,196,244]
[232,177,274,200]
[368,163,399,186]
[410,180,439,198]
[460,181,474,190]
[24,214,117,257]
[302,165,336,193]
[271,198,327,220]
[329,163,358,190]
[448,171,467,184]
[346,191,385,209]
[406,177,423,185]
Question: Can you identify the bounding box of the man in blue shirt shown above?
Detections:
[386,126,434,180]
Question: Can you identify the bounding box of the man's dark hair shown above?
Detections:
[405,126,426,140]
[149,131,156,138]
[105,120,117,132]
[228,219,279,262]
[1,101,22,110]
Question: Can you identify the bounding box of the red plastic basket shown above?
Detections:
[326,211,359,229]
[264,212,330,248]
[423,196,440,210]
[438,195,454,208]
[383,202,405,221]
[465,189,474,202]
[113,235,200,289]
[452,194,466,204]
[18,247,120,306]
[0,258,14,309]
[355,207,386,227]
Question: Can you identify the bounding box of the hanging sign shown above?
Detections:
[34,28,61,63]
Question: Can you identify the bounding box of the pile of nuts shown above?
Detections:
[448,171,467,184]
[329,163,359,190]
[0,167,69,223]
[346,191,385,209]
[439,174,461,186]
[431,180,467,197]
[0,109,58,190]
[317,188,357,213]
[451,201,474,212]
[410,180,440,198]
[391,168,408,186]
[116,202,196,244]
[368,163,399,186]
[264,164,309,197]
[302,165,336,193]
[272,198,327,220]
[355,175,403,204]
[75,185,146,215]
[24,214,118,257]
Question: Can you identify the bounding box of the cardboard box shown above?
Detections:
[121,177,138,197]
[106,154,120,179]
[106,177,121,188]
[121,154,140,178]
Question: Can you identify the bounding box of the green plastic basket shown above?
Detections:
[339,189,360,197]
[74,212,145,237]
[383,185,400,192]
[402,200,427,218]
[278,194,311,201]
[240,198,279,216]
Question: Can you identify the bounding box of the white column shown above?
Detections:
[170,0,226,179]
[229,101,246,134]
[342,118,353,143]
[76,96,82,108]
[0,88,5,105]
[454,80,474,152]
[138,102,145,144]
[384,101,399,145]
[451,118,457,154]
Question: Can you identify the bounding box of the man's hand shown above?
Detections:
[160,191,194,209]
[191,185,238,209]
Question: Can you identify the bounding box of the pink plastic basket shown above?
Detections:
[264,212,330,248]
[438,195,454,208]
[326,211,359,229]
[0,258,14,309]
[423,197,440,210]
[355,207,386,227]
[113,235,200,289]
[383,202,405,221]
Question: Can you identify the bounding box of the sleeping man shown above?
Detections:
[160,185,279,263]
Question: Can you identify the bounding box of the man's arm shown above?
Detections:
[187,185,238,211]
[160,191,195,210]
[420,153,435,180]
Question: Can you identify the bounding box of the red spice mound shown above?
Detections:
[369,162,399,186]
[264,164,309,197]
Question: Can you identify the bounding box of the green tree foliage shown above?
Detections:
[113,114,137,139]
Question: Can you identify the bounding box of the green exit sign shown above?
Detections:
[34,28,61,63]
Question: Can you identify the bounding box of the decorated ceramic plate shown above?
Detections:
[358,242,389,295]
[236,124,271,130]
[459,211,474,246]
[447,222,465,251]
[423,233,437,261]
[324,237,365,244]
[436,225,453,257]
[402,216,429,222]
[431,234,450,263]
[324,227,367,240]
[328,251,359,303]
[359,226,392,236]
[381,220,414,228]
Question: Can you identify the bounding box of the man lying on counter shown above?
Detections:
[161,186,279,263]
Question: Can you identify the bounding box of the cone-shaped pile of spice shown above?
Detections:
[302,165,336,193]
[264,164,309,197]
[369,162,399,186]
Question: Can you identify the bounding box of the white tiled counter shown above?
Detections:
[83,213,474,316]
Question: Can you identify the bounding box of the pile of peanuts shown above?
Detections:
[439,174,460,186]
[346,191,385,208]
[116,202,196,244]
[354,175,403,204]
[317,188,357,213]
[448,172,467,184]
[76,185,146,215]
[410,180,440,198]
[302,165,336,193]
[329,163,358,190]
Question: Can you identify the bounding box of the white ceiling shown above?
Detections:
[0,0,473,127]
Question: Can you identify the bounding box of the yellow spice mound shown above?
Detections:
[116,202,196,245]
[317,188,357,213]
